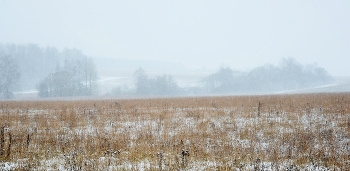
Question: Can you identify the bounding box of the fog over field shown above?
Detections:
[1,2,350,170]
[0,1,350,99]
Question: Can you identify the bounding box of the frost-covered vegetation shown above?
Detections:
[1,93,349,170]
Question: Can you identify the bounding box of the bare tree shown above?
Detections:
[82,57,98,95]
[0,54,20,99]
[37,56,98,97]
[134,67,151,95]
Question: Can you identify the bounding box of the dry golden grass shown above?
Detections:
[0,93,350,170]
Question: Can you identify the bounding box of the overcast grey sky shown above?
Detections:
[1,1,349,76]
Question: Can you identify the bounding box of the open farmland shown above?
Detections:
[1,93,350,170]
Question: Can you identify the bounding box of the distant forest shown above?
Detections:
[0,43,334,99]
[0,43,97,99]
[112,58,334,96]
[200,58,334,94]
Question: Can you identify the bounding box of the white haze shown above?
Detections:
[1,0,350,76]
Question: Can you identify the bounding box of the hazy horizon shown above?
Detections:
[1,1,349,76]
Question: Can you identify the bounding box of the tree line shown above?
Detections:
[37,57,98,97]
[111,58,334,96]
[201,58,334,94]
[0,43,334,99]
[0,43,98,99]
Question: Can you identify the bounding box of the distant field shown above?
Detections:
[278,80,350,94]
[1,93,350,170]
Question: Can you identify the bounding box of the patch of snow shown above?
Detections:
[0,162,17,171]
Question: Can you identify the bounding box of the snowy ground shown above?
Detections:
[1,94,349,170]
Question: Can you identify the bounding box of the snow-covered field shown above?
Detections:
[1,93,349,170]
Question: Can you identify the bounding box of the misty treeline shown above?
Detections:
[134,68,180,96]
[111,58,333,96]
[0,43,98,99]
[201,58,334,94]
[0,43,334,99]
[111,68,181,96]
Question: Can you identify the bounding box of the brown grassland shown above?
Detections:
[0,93,350,170]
